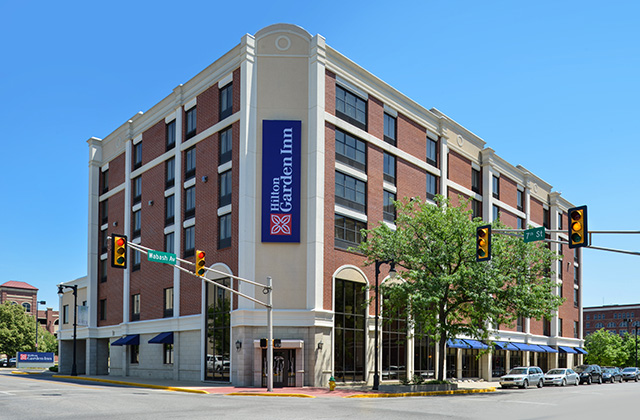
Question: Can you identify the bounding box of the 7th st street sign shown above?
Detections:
[147,250,177,265]
[524,226,546,243]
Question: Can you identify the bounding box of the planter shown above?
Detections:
[378,383,458,393]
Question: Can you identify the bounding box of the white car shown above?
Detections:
[543,368,580,386]
[500,366,544,389]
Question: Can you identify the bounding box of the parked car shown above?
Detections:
[0,358,7,367]
[543,368,580,386]
[622,367,640,382]
[500,366,544,389]
[8,358,16,367]
[574,364,603,384]
[602,367,623,383]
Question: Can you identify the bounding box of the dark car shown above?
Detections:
[602,367,623,383]
[8,358,16,367]
[622,367,640,382]
[574,364,603,384]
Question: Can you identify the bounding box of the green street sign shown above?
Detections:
[147,250,177,265]
[523,226,546,243]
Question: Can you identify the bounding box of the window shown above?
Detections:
[558,283,563,298]
[544,208,550,229]
[164,287,174,318]
[335,85,367,131]
[132,250,141,272]
[166,158,175,189]
[335,129,366,172]
[574,321,579,338]
[426,173,438,200]
[516,315,524,332]
[426,137,437,167]
[205,278,231,382]
[165,195,175,226]
[574,267,579,285]
[220,83,233,120]
[574,288,579,308]
[219,170,232,207]
[166,120,176,151]
[471,168,481,194]
[101,169,109,193]
[164,232,175,254]
[185,147,196,180]
[586,314,590,320]
[184,226,195,257]
[101,230,108,254]
[471,199,482,220]
[335,172,366,213]
[543,319,551,336]
[185,186,195,219]
[383,113,396,145]
[101,200,108,225]
[22,302,31,313]
[493,204,500,222]
[99,299,107,321]
[133,177,142,204]
[219,213,231,249]
[558,211,563,230]
[131,294,140,321]
[133,210,141,238]
[595,322,604,328]
[517,217,525,229]
[334,214,366,249]
[517,190,524,211]
[383,152,395,184]
[334,279,366,382]
[185,107,197,140]
[63,305,69,324]
[131,345,139,364]
[133,142,142,170]
[219,127,232,164]
[558,260,563,280]
[492,175,500,199]
[383,190,396,223]
[100,258,107,283]
[164,343,174,364]
[382,296,407,382]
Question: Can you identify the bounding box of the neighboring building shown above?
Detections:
[583,304,640,337]
[62,23,584,385]
[0,280,59,336]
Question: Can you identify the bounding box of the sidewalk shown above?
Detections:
[19,370,497,398]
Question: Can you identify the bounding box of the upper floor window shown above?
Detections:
[185,107,197,140]
[99,299,106,321]
[335,85,367,131]
[132,250,141,271]
[383,152,396,184]
[219,213,232,249]
[335,172,366,213]
[184,186,195,219]
[166,120,176,151]
[574,289,579,308]
[219,170,232,207]
[383,113,396,145]
[100,258,107,283]
[471,199,482,220]
[219,127,232,164]
[133,210,141,238]
[471,168,481,194]
[334,214,366,249]
[166,157,175,189]
[133,176,142,204]
[133,142,142,170]
[517,189,524,211]
[558,211,563,230]
[544,208,551,229]
[22,302,31,313]
[164,232,175,254]
[184,226,195,258]
[426,137,437,167]
[335,129,366,172]
[492,175,500,199]
[493,204,500,222]
[426,173,438,201]
[165,195,175,226]
[101,169,109,194]
[164,287,174,318]
[220,83,233,120]
[185,147,196,180]
[101,200,108,225]
[517,217,525,229]
[63,305,69,324]
[131,294,141,321]
[383,190,396,223]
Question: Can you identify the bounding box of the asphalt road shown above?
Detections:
[0,369,637,419]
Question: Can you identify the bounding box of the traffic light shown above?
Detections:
[273,339,281,348]
[111,234,128,268]
[476,225,491,262]
[260,338,267,348]
[195,250,206,276]
[568,205,588,249]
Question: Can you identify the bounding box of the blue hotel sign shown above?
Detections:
[261,120,301,243]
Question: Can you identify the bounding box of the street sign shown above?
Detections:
[524,226,546,243]
[147,250,177,265]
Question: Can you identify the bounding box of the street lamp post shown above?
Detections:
[34,300,46,352]
[373,259,396,391]
[58,284,78,376]
[624,318,637,368]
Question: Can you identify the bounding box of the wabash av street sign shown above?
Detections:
[261,120,301,243]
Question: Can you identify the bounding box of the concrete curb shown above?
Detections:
[51,375,209,394]
[226,392,315,398]
[345,387,497,398]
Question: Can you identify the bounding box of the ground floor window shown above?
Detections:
[446,348,457,379]
[334,278,366,382]
[164,343,174,364]
[510,351,523,369]
[492,350,506,377]
[382,298,406,381]
[205,277,231,382]
[558,352,567,368]
[414,333,435,380]
[461,349,479,378]
[130,345,139,364]
[538,352,549,372]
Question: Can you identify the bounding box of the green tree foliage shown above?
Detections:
[585,329,627,366]
[36,325,58,354]
[0,302,38,357]
[358,196,564,381]
[621,331,639,367]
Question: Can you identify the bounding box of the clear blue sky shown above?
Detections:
[2,1,639,311]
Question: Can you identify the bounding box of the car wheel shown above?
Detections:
[635,376,638,382]
[574,378,579,386]
[521,379,528,389]
[537,379,543,388]
[587,376,592,385]
[599,376,603,384]
[561,378,566,387]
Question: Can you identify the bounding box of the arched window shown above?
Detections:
[607,322,616,328]
[334,278,366,382]
[22,302,31,312]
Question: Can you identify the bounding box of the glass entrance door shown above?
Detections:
[262,349,296,387]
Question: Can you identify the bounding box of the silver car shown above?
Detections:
[500,366,545,389]
[543,368,580,386]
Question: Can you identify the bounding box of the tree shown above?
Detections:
[36,325,58,354]
[621,331,638,367]
[358,196,564,381]
[584,329,627,367]
[0,302,37,357]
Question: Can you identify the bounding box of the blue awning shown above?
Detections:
[493,341,519,351]
[574,347,588,354]
[112,334,140,346]
[512,343,544,352]
[537,345,559,353]
[447,339,470,349]
[463,339,489,350]
[558,346,578,354]
[148,332,174,344]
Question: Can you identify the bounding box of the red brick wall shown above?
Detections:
[397,114,426,162]
[499,175,518,210]
[448,150,471,189]
[529,197,545,226]
[141,120,166,165]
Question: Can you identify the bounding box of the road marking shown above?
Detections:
[502,400,557,406]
